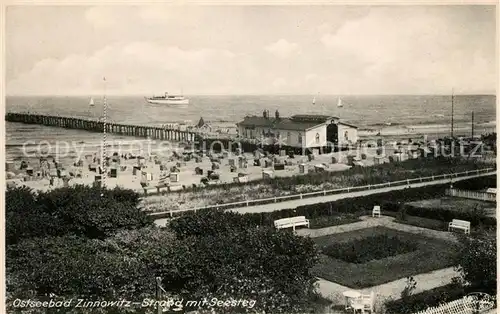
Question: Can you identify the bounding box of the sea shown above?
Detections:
[5,94,496,161]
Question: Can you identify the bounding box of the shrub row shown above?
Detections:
[162,176,496,229]
[452,176,497,190]
[389,204,497,227]
[384,283,491,314]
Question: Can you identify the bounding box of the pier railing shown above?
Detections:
[148,167,496,219]
[445,188,497,202]
[6,112,199,142]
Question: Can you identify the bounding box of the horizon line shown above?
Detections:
[6,92,497,97]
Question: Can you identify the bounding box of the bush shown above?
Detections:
[453,176,496,190]
[322,233,418,263]
[385,283,467,314]
[169,209,258,239]
[8,211,323,314]
[6,234,155,300]
[388,204,496,227]
[6,185,152,244]
[455,233,496,294]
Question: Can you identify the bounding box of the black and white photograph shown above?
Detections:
[3,4,497,314]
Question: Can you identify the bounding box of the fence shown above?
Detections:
[413,295,495,314]
[446,188,497,202]
[148,168,496,219]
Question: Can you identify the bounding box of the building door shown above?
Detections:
[326,124,338,147]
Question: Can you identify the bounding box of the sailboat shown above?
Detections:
[337,97,344,108]
[312,97,316,105]
[89,97,95,107]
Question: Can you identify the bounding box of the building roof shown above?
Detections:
[237,116,323,131]
[237,115,357,130]
[338,121,358,129]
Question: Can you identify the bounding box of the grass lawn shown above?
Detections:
[312,226,459,289]
[407,197,496,218]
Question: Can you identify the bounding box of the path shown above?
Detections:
[231,172,495,214]
[296,216,462,310]
[154,171,495,226]
[296,216,457,242]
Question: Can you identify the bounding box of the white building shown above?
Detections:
[236,110,358,150]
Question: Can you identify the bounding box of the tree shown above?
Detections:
[6,234,155,301]
[455,233,496,294]
[168,210,322,313]
[6,185,152,244]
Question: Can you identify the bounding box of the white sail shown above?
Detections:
[337,97,344,107]
[312,97,316,105]
[89,97,95,107]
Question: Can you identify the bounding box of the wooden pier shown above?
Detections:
[5,112,200,142]
[6,112,310,153]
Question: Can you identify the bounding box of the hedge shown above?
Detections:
[384,283,492,314]
[452,176,497,190]
[387,204,497,227]
[161,176,496,228]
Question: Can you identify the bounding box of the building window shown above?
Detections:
[344,131,349,141]
[287,132,291,144]
[315,133,320,144]
[298,132,302,144]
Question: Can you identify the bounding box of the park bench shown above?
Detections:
[448,219,470,234]
[274,216,310,231]
[372,206,381,218]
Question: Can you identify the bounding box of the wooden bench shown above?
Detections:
[274,216,310,231]
[448,219,470,234]
[372,205,381,218]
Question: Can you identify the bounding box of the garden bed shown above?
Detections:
[312,226,459,288]
[407,197,496,218]
[322,232,418,263]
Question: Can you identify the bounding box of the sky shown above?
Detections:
[5,5,497,96]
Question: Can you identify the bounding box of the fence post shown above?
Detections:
[347,187,350,192]
[300,193,303,199]
[431,175,434,180]
[323,190,326,196]
[246,201,249,206]
[169,209,173,218]
[274,197,277,203]
[420,177,422,182]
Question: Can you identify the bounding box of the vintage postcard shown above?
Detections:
[3,4,497,314]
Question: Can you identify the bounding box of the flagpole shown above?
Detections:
[102,77,107,187]
[451,88,454,138]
